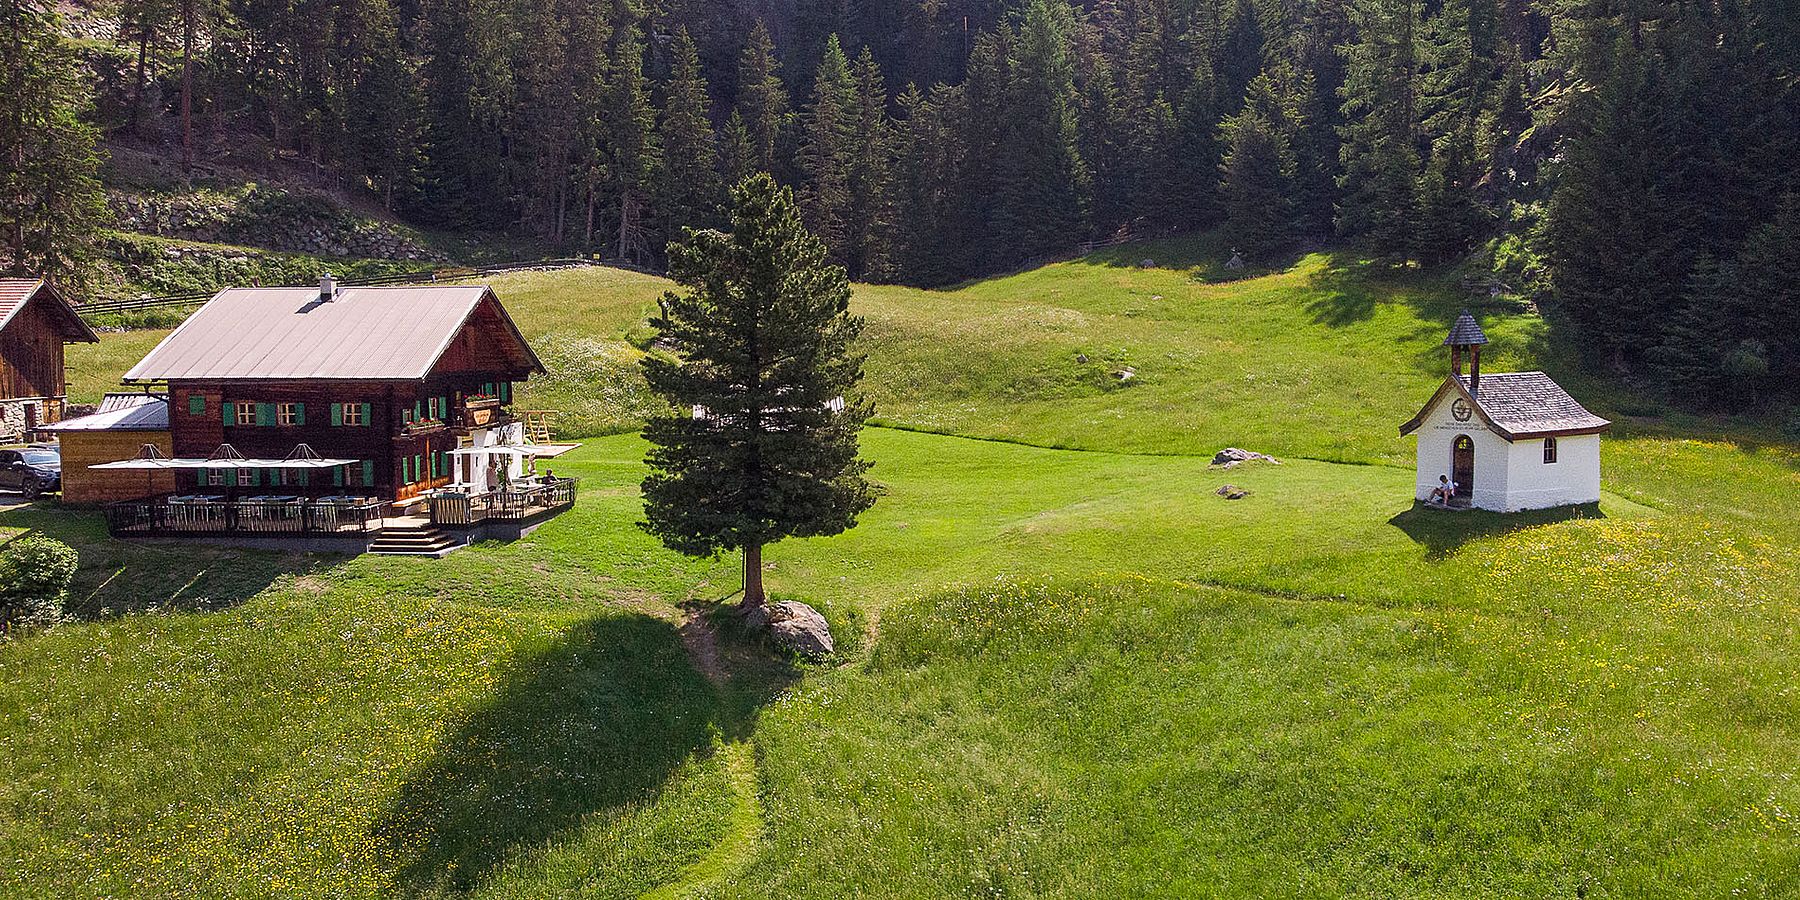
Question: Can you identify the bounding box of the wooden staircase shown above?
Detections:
[368,523,462,557]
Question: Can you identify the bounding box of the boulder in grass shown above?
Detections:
[1216,484,1250,500]
[1211,447,1281,468]
[745,600,835,659]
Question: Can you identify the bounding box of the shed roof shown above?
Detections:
[1399,372,1610,441]
[122,285,543,382]
[0,279,100,343]
[43,393,170,432]
[1443,310,1488,346]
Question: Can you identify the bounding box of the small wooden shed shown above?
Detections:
[43,393,175,505]
[0,279,100,440]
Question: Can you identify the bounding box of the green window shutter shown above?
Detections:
[330,403,343,426]
[223,401,234,425]
[258,403,275,426]
[297,470,309,487]
[362,460,375,487]
[188,395,205,416]
[333,466,344,487]
[415,455,423,482]
[294,403,305,426]
[360,403,371,426]
[500,382,511,402]
[414,400,423,420]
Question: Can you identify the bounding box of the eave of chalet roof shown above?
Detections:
[121,284,545,383]
[1399,372,1612,441]
[0,279,100,343]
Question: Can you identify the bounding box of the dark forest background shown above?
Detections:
[3,0,1798,410]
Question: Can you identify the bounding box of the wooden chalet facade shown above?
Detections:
[0,279,99,440]
[119,278,544,505]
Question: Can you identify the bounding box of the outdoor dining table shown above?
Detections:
[165,495,228,530]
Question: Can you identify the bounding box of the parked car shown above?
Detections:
[0,446,61,498]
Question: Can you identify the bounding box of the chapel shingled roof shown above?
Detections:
[1443,310,1488,346]
[123,285,543,382]
[1399,372,1610,441]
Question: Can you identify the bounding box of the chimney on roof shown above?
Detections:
[319,273,338,302]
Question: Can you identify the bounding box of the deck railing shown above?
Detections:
[104,498,386,537]
[430,477,579,528]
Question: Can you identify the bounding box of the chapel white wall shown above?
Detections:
[1411,396,1510,508]
[1500,433,1601,511]
[1411,392,1602,511]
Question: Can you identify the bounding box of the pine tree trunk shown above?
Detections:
[180,0,195,169]
[742,542,765,609]
[129,24,151,133]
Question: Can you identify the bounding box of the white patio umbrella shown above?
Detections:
[88,443,177,470]
[447,444,577,458]
[235,443,359,469]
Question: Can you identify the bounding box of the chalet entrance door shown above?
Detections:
[1452,435,1476,502]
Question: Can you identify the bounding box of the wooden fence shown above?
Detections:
[76,257,649,318]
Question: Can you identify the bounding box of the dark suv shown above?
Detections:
[0,446,61,498]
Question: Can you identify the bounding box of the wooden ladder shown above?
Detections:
[524,410,557,444]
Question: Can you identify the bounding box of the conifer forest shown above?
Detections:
[3,0,1798,408]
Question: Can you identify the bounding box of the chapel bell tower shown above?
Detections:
[1445,310,1488,397]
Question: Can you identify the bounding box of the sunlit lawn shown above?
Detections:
[17,242,1800,896]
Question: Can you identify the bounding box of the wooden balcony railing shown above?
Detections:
[105,497,386,537]
[430,477,578,527]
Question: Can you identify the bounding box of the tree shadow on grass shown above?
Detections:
[0,502,336,619]
[1303,255,1523,329]
[1389,501,1606,560]
[374,612,794,896]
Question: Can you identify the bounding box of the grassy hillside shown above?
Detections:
[73,235,1585,459]
[19,241,1800,896]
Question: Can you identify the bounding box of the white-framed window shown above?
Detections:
[278,402,302,426]
[237,469,256,487]
[1543,437,1558,464]
[236,404,258,426]
[207,469,225,486]
[342,403,365,426]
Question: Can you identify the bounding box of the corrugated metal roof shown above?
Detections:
[1443,310,1489,346]
[44,393,170,432]
[123,285,542,381]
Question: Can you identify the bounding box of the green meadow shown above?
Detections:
[14,243,1799,897]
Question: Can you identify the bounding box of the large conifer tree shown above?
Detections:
[1220,74,1299,261]
[1336,0,1421,262]
[600,17,659,264]
[798,35,858,267]
[657,26,723,246]
[641,173,876,611]
[0,0,106,287]
[998,0,1089,264]
[735,20,789,179]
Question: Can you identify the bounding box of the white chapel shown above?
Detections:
[1399,312,1610,512]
